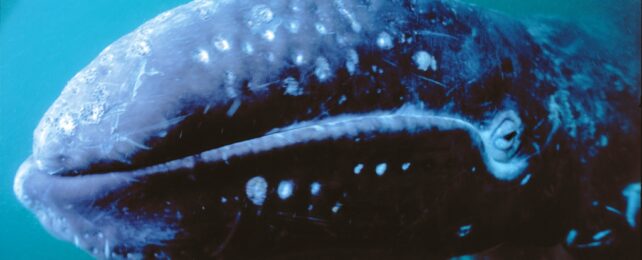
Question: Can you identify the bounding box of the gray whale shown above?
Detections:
[13,0,640,258]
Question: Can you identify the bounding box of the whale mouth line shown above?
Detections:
[43,112,484,178]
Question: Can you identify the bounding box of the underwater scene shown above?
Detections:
[0,0,639,259]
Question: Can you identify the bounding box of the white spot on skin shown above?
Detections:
[332,202,342,213]
[283,77,303,96]
[592,230,612,240]
[623,182,641,227]
[294,53,305,65]
[221,197,227,204]
[375,163,387,176]
[288,21,300,33]
[263,30,276,41]
[214,37,230,51]
[413,51,437,71]
[315,23,328,34]
[243,42,254,54]
[314,57,331,81]
[401,162,411,171]
[226,99,241,117]
[353,163,364,175]
[346,49,359,75]
[310,182,321,196]
[245,176,268,206]
[277,180,295,200]
[338,95,347,105]
[376,32,393,49]
[520,173,532,186]
[196,49,210,63]
[566,229,578,245]
[458,225,472,237]
[519,173,531,186]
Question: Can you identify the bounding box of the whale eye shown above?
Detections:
[488,112,523,162]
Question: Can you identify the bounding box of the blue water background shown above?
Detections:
[0,0,638,259]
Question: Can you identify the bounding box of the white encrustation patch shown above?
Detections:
[58,113,77,135]
[133,40,151,56]
[213,37,231,51]
[353,163,364,175]
[314,57,331,81]
[310,182,321,196]
[401,162,411,171]
[413,51,437,71]
[248,4,274,28]
[246,176,268,206]
[376,31,393,49]
[375,163,387,176]
[80,103,105,124]
[196,49,210,63]
[277,180,295,200]
[335,0,361,32]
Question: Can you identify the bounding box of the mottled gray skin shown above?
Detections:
[13,0,640,259]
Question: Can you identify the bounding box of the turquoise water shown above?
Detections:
[0,0,638,259]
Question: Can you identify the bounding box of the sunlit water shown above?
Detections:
[0,0,638,258]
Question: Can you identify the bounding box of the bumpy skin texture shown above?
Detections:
[13,0,640,259]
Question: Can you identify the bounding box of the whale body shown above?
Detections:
[14,0,640,258]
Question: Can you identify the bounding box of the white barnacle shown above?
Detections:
[196,49,210,63]
[213,37,231,51]
[294,53,305,65]
[376,31,393,49]
[413,51,437,71]
[263,30,276,41]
